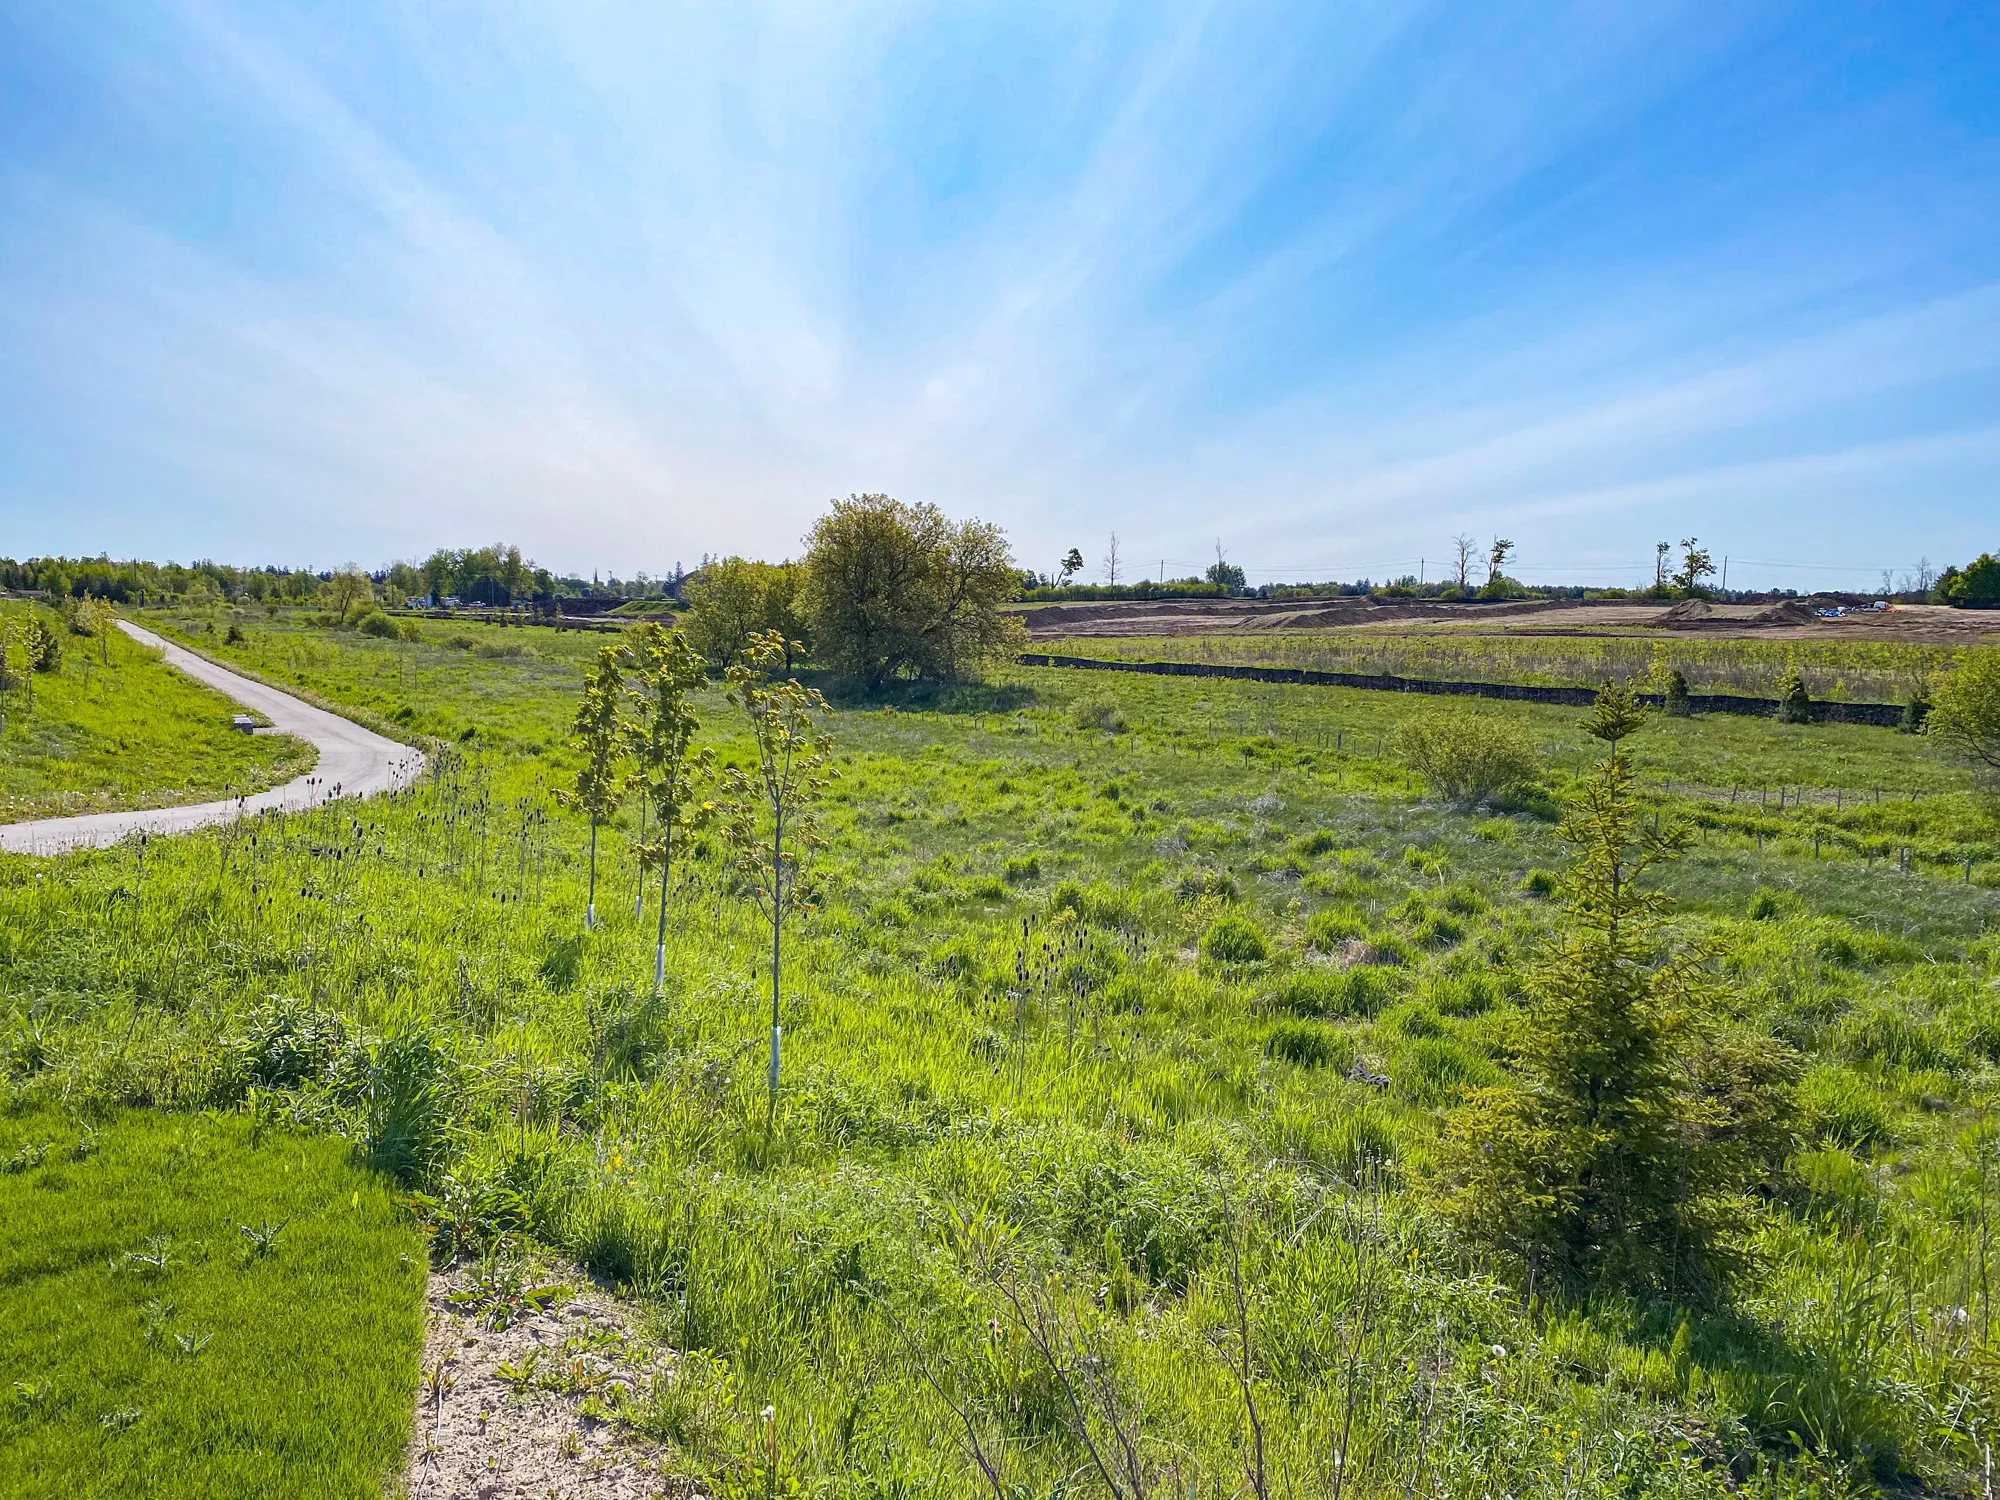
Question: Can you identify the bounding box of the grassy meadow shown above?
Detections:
[1040,630,1957,704]
[0,602,313,824]
[0,1107,425,1499]
[5,606,2000,1496]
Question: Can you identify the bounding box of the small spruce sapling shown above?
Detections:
[623,622,714,990]
[1663,669,1691,718]
[1431,680,1788,1294]
[1775,665,1812,724]
[717,631,836,1128]
[557,644,630,930]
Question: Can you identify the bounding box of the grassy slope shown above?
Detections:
[0,1107,425,1499]
[6,616,2000,1496]
[0,606,313,824]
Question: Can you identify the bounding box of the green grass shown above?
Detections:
[0,1106,425,1499]
[0,605,313,823]
[7,612,2000,1496]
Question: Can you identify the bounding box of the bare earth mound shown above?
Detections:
[1020,596,2000,646]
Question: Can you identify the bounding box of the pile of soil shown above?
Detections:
[1653,599,1716,624]
[1752,599,1824,625]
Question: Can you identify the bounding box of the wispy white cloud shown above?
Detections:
[0,0,1994,585]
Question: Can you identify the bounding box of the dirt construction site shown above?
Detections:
[1016,595,2000,645]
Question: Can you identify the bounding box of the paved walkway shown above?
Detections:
[0,621,425,855]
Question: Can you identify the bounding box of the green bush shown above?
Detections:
[1775,666,1812,724]
[1292,829,1339,858]
[1663,669,1691,717]
[1393,705,1540,805]
[355,609,398,639]
[1520,868,1558,897]
[1070,693,1128,733]
[1265,1020,1353,1070]
[1201,913,1269,964]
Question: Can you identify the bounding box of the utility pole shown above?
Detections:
[1419,558,1425,585]
[1721,556,1728,593]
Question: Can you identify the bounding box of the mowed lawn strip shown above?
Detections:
[0,1107,425,1500]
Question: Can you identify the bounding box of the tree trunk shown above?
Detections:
[586,818,598,930]
[634,790,648,919]
[767,809,784,1128]
[653,815,672,991]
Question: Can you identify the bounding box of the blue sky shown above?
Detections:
[2,1,1996,589]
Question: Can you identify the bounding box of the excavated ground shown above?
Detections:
[1016,597,2000,645]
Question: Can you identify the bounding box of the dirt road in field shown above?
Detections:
[0,621,424,856]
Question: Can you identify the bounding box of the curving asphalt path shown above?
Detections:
[0,620,426,856]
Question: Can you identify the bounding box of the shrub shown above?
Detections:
[1201,913,1268,964]
[356,609,398,638]
[1305,907,1367,952]
[1393,705,1540,805]
[1002,853,1042,884]
[1070,693,1128,733]
[1663,669,1691,717]
[1521,868,1558,897]
[1897,689,1930,733]
[1775,666,1812,724]
[231,998,346,1092]
[26,617,61,673]
[1265,1020,1353,1070]
[1292,829,1339,858]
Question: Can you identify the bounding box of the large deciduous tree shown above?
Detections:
[681,558,807,671]
[800,494,1025,689]
[1927,647,2000,773]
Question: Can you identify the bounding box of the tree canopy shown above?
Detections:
[799,494,1025,688]
[1927,648,2000,771]
[682,558,807,670]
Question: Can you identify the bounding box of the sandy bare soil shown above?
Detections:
[1019,596,2000,645]
[407,1259,697,1500]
